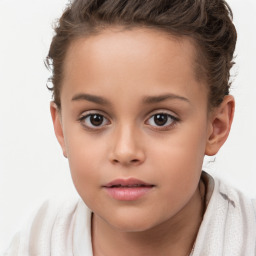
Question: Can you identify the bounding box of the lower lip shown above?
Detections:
[104,186,154,201]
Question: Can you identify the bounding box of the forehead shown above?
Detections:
[61,28,207,106]
[64,27,197,74]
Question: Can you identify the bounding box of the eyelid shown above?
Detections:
[78,109,110,119]
[78,110,95,118]
[145,109,179,120]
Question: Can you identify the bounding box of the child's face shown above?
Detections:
[54,28,213,231]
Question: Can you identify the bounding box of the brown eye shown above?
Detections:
[146,112,177,128]
[154,114,168,126]
[90,114,104,126]
[80,113,110,129]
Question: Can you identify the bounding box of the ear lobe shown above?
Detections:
[50,102,67,158]
[205,95,235,156]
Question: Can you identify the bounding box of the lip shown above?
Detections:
[103,178,155,201]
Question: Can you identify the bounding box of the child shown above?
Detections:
[4,0,256,255]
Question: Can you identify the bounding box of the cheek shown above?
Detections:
[149,126,207,168]
[64,132,105,194]
[147,122,207,186]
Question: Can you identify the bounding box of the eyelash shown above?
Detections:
[78,111,179,131]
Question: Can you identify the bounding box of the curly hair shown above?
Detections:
[46,0,237,109]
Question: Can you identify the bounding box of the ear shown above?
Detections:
[50,102,67,158]
[205,95,235,156]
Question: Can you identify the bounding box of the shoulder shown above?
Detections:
[215,177,256,217]
[202,172,256,217]
[208,176,256,232]
[193,173,256,255]
[4,197,92,256]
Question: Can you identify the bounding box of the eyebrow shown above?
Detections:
[71,93,190,105]
[72,93,110,105]
[143,94,190,104]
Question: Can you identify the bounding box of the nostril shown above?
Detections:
[111,158,140,165]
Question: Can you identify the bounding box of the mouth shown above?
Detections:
[103,178,154,188]
[106,184,153,188]
[103,178,155,201]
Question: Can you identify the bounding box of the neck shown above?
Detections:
[92,182,204,256]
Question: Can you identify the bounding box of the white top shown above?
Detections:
[4,173,256,256]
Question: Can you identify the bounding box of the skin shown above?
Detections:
[51,28,235,256]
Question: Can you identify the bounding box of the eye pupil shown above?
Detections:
[90,114,103,126]
[154,114,168,126]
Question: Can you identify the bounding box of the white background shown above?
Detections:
[0,0,256,253]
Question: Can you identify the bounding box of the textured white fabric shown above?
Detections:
[4,175,256,256]
[3,199,93,256]
[192,178,256,256]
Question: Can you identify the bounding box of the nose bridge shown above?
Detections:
[110,121,145,165]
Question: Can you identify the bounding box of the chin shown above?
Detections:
[111,221,155,233]
[102,210,162,233]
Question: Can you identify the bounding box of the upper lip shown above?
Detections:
[103,178,154,188]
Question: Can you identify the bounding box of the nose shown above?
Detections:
[109,124,146,166]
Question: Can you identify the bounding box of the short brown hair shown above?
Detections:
[46,0,237,109]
